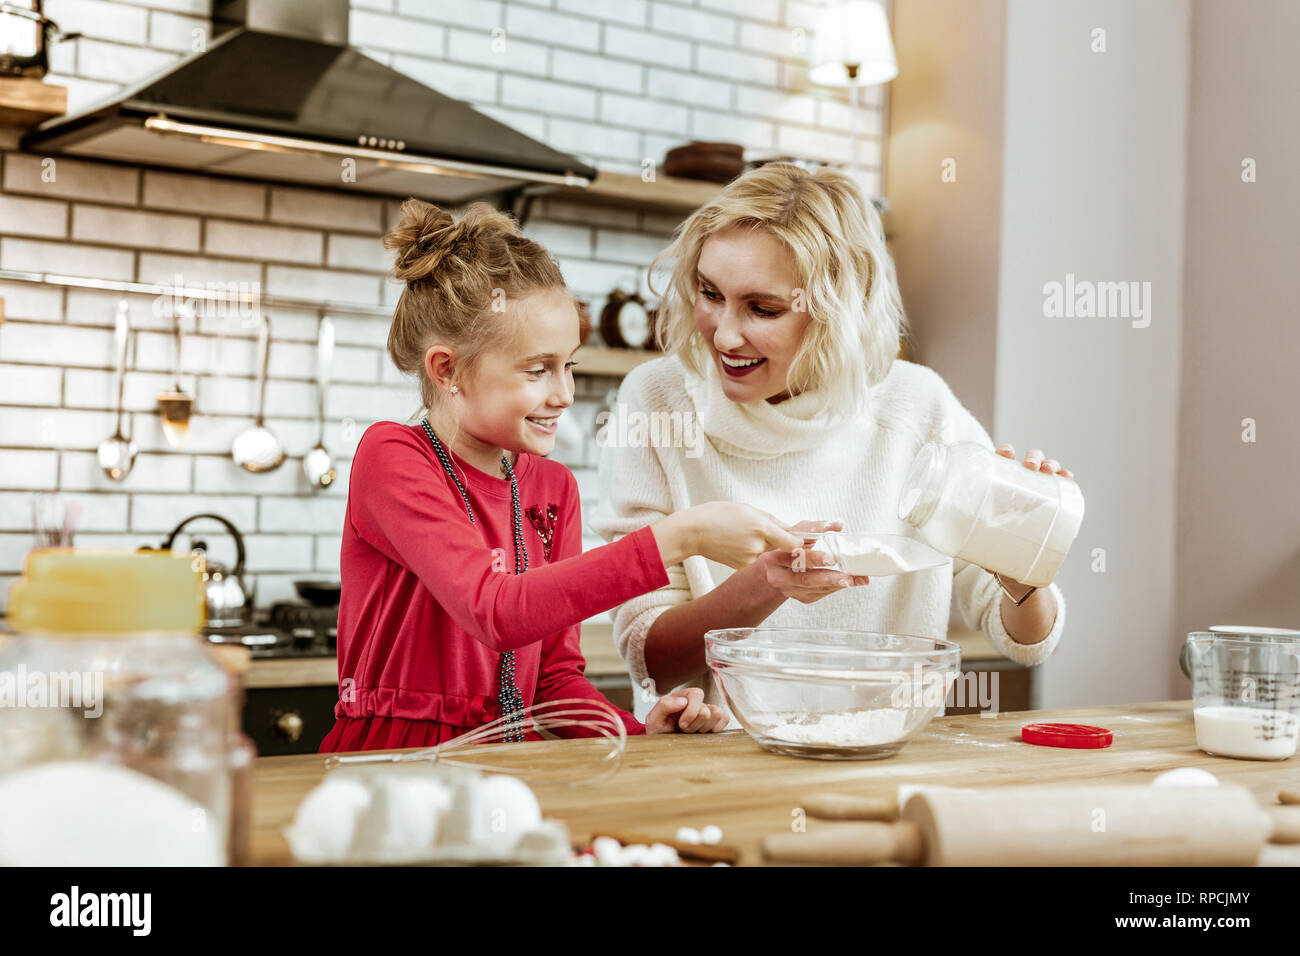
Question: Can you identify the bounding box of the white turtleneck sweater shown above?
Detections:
[590,354,1067,723]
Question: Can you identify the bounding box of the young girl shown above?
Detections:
[318,199,806,752]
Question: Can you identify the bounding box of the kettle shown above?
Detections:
[149,513,253,629]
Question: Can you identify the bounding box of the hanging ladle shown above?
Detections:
[231,314,285,473]
[156,302,195,450]
[97,300,138,481]
[302,315,336,489]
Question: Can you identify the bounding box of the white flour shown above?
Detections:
[828,537,943,576]
[764,709,909,747]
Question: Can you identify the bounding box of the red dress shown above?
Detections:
[318,421,669,752]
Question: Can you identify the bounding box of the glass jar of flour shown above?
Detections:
[0,549,234,865]
[897,441,1085,588]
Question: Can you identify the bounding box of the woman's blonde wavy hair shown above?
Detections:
[651,163,906,417]
[384,198,567,414]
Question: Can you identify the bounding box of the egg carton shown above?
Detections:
[285,762,573,866]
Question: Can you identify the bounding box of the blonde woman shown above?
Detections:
[591,164,1074,723]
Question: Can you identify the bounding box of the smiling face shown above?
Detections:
[426,286,579,471]
[694,225,812,404]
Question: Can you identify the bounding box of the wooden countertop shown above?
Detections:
[248,699,1300,866]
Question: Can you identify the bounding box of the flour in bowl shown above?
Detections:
[765,709,909,747]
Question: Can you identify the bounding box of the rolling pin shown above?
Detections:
[764,784,1273,866]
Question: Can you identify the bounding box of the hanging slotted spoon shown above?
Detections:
[303,315,336,489]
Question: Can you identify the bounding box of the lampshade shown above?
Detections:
[809,0,898,86]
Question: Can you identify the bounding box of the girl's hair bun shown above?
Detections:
[384,198,519,284]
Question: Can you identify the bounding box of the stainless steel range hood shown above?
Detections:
[21,0,595,204]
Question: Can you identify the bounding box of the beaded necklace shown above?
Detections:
[419,418,528,743]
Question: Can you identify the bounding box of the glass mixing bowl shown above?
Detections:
[705,627,962,760]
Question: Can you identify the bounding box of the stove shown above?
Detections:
[203,602,337,659]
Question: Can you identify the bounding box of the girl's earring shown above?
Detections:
[449,385,459,394]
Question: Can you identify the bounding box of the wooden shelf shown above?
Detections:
[0,78,66,129]
[574,345,661,377]
[565,170,723,212]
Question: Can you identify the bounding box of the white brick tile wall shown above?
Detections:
[206,221,324,265]
[142,170,267,218]
[72,204,201,251]
[0,195,69,238]
[0,0,889,591]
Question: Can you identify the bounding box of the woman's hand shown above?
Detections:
[985,444,1073,590]
[759,519,870,604]
[644,687,731,734]
[655,501,805,570]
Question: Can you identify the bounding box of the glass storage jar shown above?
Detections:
[898,441,1085,588]
[0,548,234,865]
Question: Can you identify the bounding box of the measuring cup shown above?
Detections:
[1185,630,1300,760]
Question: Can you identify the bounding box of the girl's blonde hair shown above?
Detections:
[384,198,567,412]
[651,163,906,417]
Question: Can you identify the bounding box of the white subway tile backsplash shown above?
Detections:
[694,42,778,86]
[501,75,597,121]
[0,535,39,573]
[269,187,384,234]
[699,0,781,22]
[325,234,393,273]
[544,119,639,166]
[398,0,501,30]
[37,72,120,114]
[0,321,114,367]
[72,204,201,251]
[0,364,62,406]
[147,10,209,52]
[558,0,646,27]
[646,67,731,109]
[600,92,689,136]
[75,37,179,84]
[522,220,592,258]
[63,368,173,411]
[242,533,315,572]
[193,454,314,496]
[257,495,347,534]
[817,98,884,137]
[0,489,128,532]
[0,449,58,490]
[0,406,115,449]
[45,0,150,45]
[505,5,600,51]
[447,27,547,77]
[267,340,380,384]
[325,314,391,350]
[391,55,499,104]
[59,449,192,493]
[138,252,263,289]
[1,238,135,281]
[265,266,381,306]
[314,534,342,573]
[206,221,324,265]
[603,24,690,68]
[737,20,797,58]
[142,170,267,219]
[552,49,643,94]
[0,280,64,321]
[593,229,669,267]
[689,108,775,148]
[650,3,734,44]
[0,195,68,238]
[323,382,420,423]
[734,85,817,125]
[194,375,318,421]
[128,494,257,534]
[350,9,446,57]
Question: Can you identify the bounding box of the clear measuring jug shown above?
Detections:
[1186,629,1300,760]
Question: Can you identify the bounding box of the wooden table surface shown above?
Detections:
[249,698,1300,866]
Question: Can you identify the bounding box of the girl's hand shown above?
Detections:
[645,687,731,734]
[675,501,805,570]
[757,518,869,603]
[986,444,1073,588]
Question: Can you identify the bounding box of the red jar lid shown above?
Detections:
[1020,722,1113,748]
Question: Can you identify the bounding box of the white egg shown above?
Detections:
[442,773,541,854]
[675,826,701,844]
[286,776,373,863]
[349,773,452,861]
[592,835,623,865]
[1152,767,1220,788]
[699,825,723,844]
[648,843,680,866]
